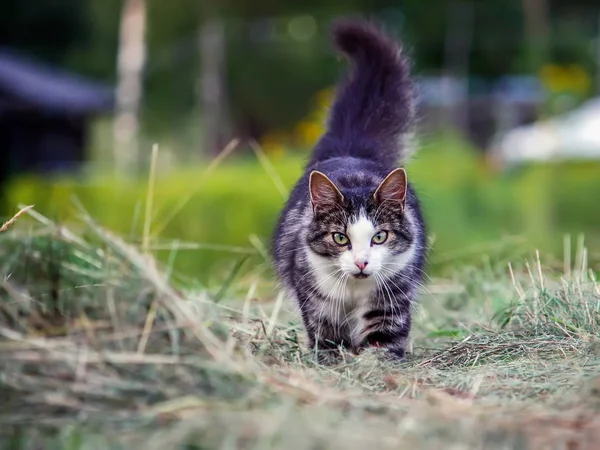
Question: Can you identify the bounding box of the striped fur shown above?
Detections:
[272,19,427,361]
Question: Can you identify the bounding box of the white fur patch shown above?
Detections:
[383,208,418,276]
[307,214,375,325]
[343,215,375,271]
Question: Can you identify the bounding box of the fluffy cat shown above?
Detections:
[272,19,427,360]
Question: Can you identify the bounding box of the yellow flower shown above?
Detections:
[539,64,591,94]
[293,120,325,148]
[567,65,591,94]
[260,131,288,158]
[315,88,334,110]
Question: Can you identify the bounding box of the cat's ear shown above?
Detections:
[309,171,344,212]
[373,168,407,208]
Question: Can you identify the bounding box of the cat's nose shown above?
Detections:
[355,260,368,271]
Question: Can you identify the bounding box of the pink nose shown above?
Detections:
[355,261,368,271]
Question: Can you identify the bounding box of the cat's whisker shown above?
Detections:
[321,272,351,344]
[379,266,435,299]
[372,272,389,328]
[379,269,412,301]
[384,261,433,281]
[295,263,340,287]
[379,267,428,303]
[334,274,350,328]
[376,271,397,329]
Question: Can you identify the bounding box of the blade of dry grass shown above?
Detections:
[142,143,159,254]
[250,140,288,200]
[0,205,34,233]
[153,138,239,235]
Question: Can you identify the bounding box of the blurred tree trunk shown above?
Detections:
[597,13,600,94]
[522,0,549,73]
[113,0,147,174]
[198,18,229,157]
[443,1,473,134]
[522,0,553,232]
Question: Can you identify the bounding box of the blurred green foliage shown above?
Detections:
[6,135,600,282]
[4,0,598,141]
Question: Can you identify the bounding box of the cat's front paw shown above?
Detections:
[363,341,408,362]
[383,346,406,361]
[315,348,344,365]
[353,342,406,363]
[308,339,347,365]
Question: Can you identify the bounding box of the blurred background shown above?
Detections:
[1,0,599,282]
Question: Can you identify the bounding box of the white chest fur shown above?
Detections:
[306,250,376,325]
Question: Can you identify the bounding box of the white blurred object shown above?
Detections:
[490,97,600,167]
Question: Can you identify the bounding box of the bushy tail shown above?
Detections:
[310,19,415,167]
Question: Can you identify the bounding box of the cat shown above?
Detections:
[272,19,427,361]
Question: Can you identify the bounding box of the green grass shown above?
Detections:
[5,133,600,280]
[1,208,600,449]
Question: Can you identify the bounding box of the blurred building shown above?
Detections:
[0,49,113,200]
[417,75,543,152]
[489,96,600,168]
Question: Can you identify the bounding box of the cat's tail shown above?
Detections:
[310,19,416,167]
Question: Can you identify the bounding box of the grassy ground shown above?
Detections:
[1,208,600,449]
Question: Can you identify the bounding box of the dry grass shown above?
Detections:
[0,210,599,449]
[0,205,34,233]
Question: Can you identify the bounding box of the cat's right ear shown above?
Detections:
[309,171,344,212]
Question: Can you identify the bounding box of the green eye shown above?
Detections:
[332,232,349,246]
[372,231,388,245]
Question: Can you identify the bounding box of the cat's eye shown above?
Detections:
[372,231,388,245]
[332,232,349,246]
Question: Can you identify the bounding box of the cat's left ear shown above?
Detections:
[309,170,344,212]
[373,168,407,208]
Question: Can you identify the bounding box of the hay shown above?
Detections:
[1,211,600,449]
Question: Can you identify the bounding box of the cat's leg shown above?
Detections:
[297,298,350,362]
[357,304,411,360]
[308,316,354,363]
